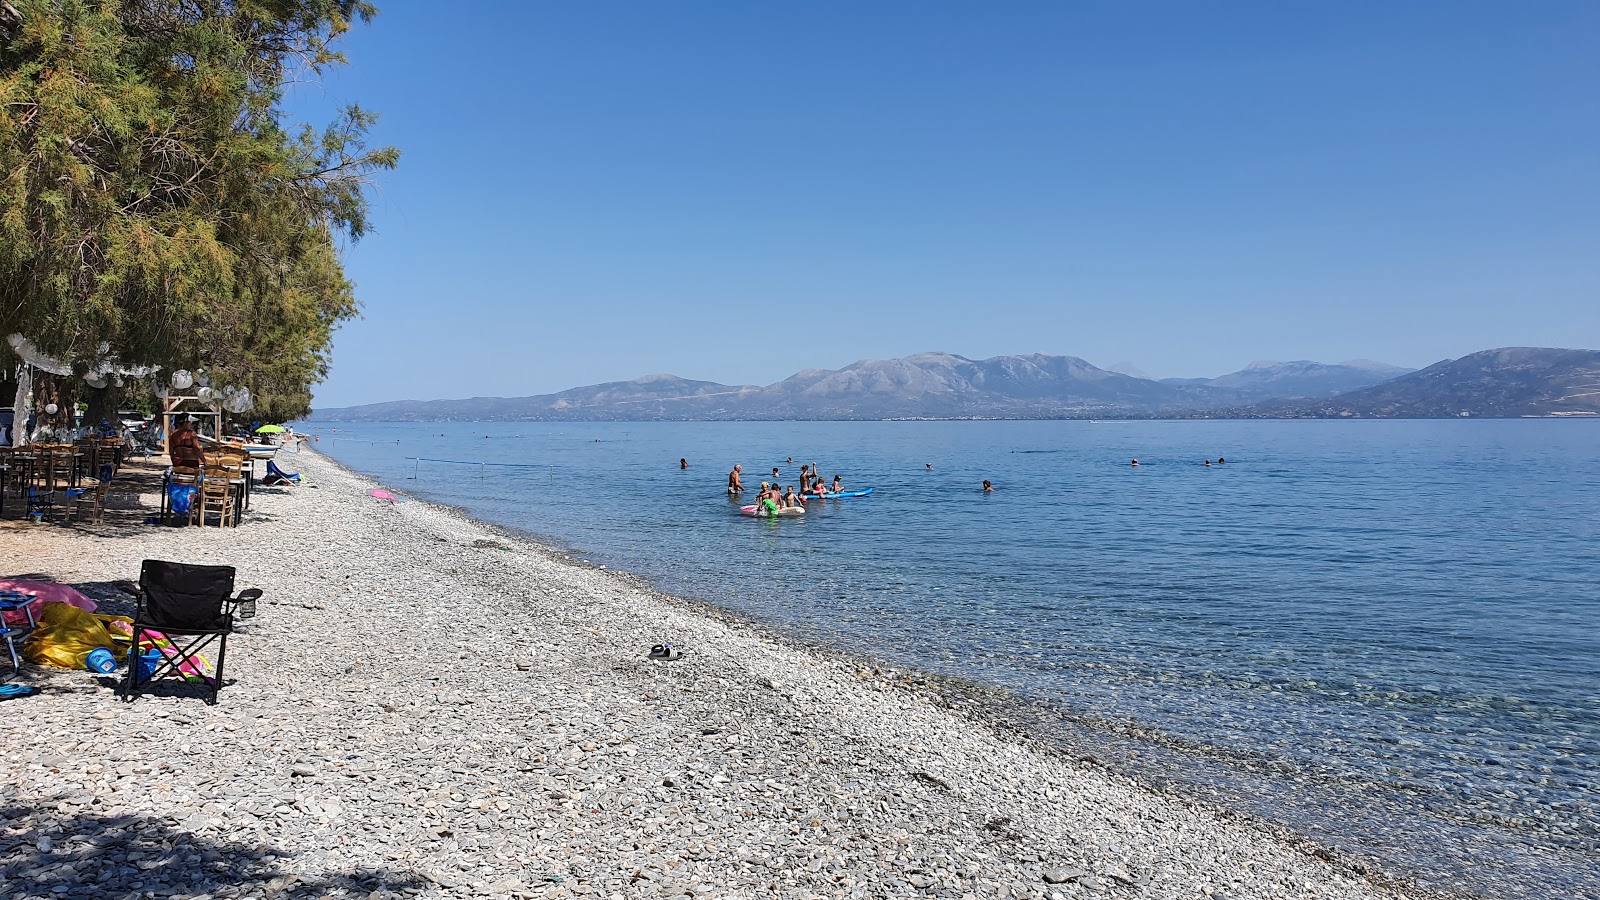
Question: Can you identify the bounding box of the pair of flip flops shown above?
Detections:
[0,684,40,702]
[648,644,682,661]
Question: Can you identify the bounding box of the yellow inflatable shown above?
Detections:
[24,601,134,670]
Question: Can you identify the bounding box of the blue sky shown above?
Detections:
[295,2,1599,407]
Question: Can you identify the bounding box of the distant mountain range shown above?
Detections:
[311,347,1600,422]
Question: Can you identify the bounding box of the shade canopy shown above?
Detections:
[254,424,287,434]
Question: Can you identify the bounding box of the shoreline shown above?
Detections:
[4,448,1441,899]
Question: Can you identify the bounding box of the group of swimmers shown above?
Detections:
[1129,457,1226,467]
[726,461,844,508]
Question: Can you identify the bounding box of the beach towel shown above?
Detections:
[22,601,132,670]
[0,579,97,626]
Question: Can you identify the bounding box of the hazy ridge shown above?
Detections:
[311,347,1600,422]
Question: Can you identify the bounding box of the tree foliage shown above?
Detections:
[0,0,396,420]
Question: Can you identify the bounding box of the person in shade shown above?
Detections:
[728,464,744,493]
[169,418,205,468]
[982,479,994,492]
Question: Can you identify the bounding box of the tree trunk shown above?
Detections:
[83,384,123,434]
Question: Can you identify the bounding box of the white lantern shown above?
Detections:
[170,369,193,390]
[44,403,59,415]
[84,373,109,390]
[195,385,214,402]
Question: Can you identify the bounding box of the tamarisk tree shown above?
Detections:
[0,0,398,421]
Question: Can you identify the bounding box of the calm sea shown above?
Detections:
[311,419,1598,898]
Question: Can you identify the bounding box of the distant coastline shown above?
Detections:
[313,346,1600,423]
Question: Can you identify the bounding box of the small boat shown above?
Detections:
[802,487,873,499]
[740,504,806,517]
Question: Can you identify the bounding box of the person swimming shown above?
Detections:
[1131,458,1139,467]
[982,479,994,492]
[1204,460,1212,467]
[925,463,932,470]
[1217,457,1226,464]
[772,467,781,481]
[680,458,688,469]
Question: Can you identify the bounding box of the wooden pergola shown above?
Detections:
[161,394,223,454]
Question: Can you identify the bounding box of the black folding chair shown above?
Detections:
[120,560,262,705]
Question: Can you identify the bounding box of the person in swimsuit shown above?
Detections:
[782,485,802,508]
[982,479,994,492]
[759,484,784,515]
[680,458,688,469]
[831,474,843,494]
[799,464,810,489]
[728,464,743,493]
[169,418,204,468]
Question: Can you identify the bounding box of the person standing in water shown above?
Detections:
[728,464,743,493]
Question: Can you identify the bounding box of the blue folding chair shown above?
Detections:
[0,590,38,680]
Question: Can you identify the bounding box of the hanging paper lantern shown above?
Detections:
[84,373,109,390]
[170,370,193,390]
[195,385,214,402]
[44,403,59,415]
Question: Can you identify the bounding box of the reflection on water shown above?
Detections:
[317,419,1600,899]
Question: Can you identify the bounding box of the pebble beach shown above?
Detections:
[0,449,1438,900]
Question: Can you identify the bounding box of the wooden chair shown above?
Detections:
[199,466,236,527]
[66,464,113,524]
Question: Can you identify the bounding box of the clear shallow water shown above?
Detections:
[312,419,1599,898]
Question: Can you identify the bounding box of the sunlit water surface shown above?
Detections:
[313,419,1599,898]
